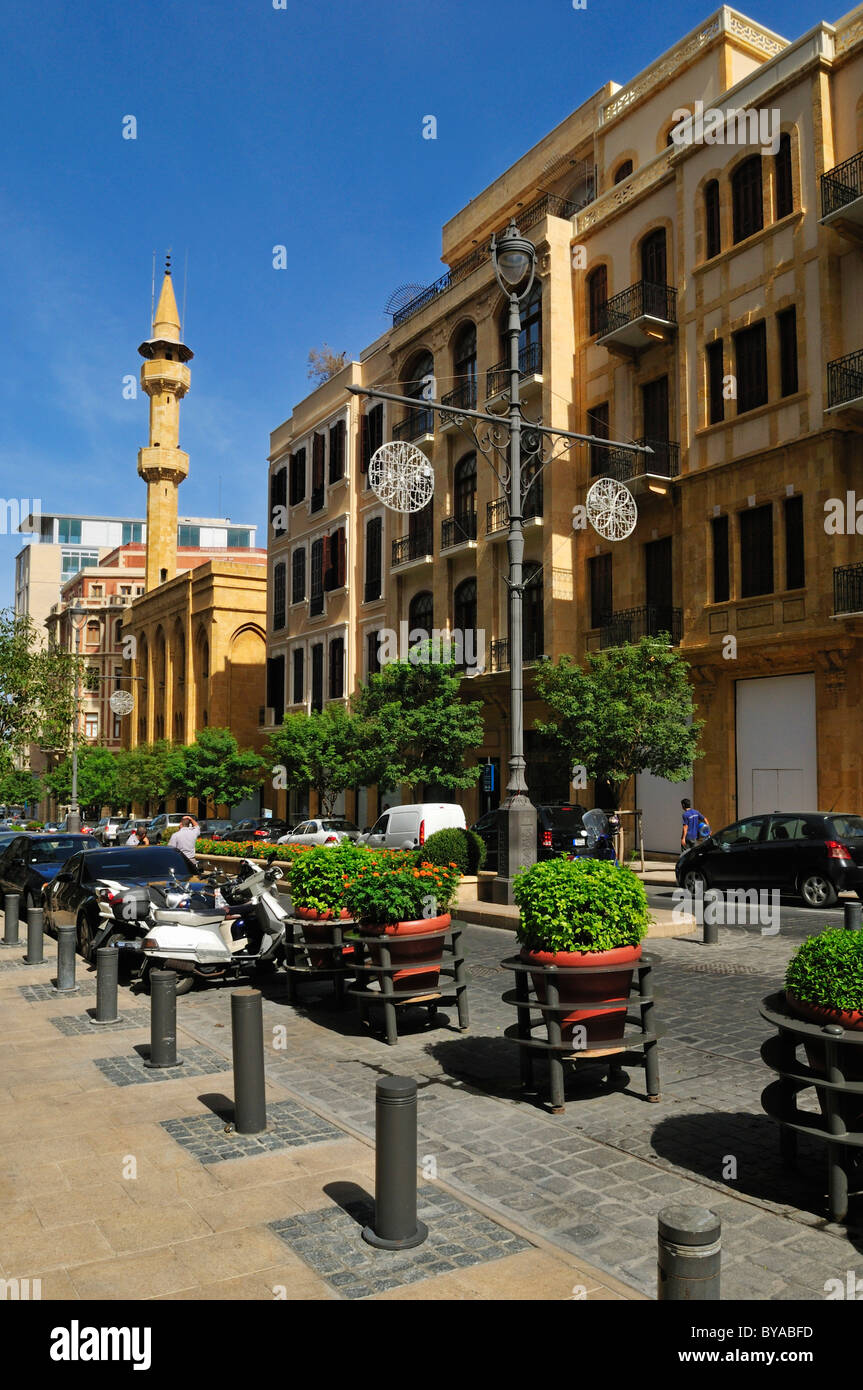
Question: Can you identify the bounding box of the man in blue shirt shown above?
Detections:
[680,798,708,850]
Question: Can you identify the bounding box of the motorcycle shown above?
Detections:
[569,808,619,864]
[136,859,289,994]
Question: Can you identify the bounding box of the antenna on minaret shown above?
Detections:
[150,251,156,333]
[182,249,189,336]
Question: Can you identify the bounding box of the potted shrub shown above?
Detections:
[785,928,863,1120]
[343,858,460,992]
[286,842,376,966]
[513,858,651,1046]
[422,826,486,876]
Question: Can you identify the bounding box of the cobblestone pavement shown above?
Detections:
[173,920,863,1301]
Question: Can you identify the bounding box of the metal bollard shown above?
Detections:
[55,924,79,993]
[25,906,44,965]
[363,1076,428,1250]
[844,902,862,932]
[90,947,121,1026]
[231,988,267,1135]
[2,892,20,947]
[658,1206,721,1300]
[145,969,182,1068]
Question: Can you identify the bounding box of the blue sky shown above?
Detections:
[0,0,833,608]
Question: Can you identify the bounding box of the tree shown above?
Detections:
[164,728,263,812]
[533,635,704,808]
[307,343,348,384]
[115,742,174,809]
[0,608,82,772]
[0,767,42,810]
[264,705,365,815]
[44,746,122,818]
[352,647,485,798]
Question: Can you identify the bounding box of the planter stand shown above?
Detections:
[281,915,355,1009]
[760,991,863,1223]
[345,921,469,1046]
[500,953,661,1114]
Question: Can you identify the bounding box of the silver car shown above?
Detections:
[96,816,127,846]
[278,817,361,847]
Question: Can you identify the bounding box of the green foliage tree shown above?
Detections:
[164,728,263,813]
[114,742,173,809]
[264,706,365,816]
[44,746,122,818]
[533,635,704,808]
[352,647,484,798]
[0,767,43,810]
[0,608,83,772]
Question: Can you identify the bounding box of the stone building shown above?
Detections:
[265,5,863,850]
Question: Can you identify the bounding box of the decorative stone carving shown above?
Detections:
[602,17,723,124]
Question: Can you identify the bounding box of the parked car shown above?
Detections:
[42,821,62,833]
[278,817,361,846]
[146,813,188,843]
[197,819,235,838]
[361,803,467,852]
[472,802,592,872]
[0,834,97,919]
[95,816,127,846]
[211,818,290,842]
[210,819,256,841]
[42,844,197,962]
[676,811,863,908]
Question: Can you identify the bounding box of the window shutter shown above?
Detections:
[337,528,346,586]
[360,415,369,473]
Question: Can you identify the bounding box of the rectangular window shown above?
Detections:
[734,322,768,414]
[328,419,346,483]
[642,376,669,441]
[273,563,286,630]
[589,553,612,629]
[292,648,304,704]
[311,644,324,712]
[266,654,285,724]
[270,467,287,534]
[777,307,798,397]
[227,528,250,548]
[775,134,793,219]
[361,404,383,488]
[587,403,609,476]
[784,494,805,589]
[367,629,381,676]
[365,516,382,600]
[178,524,200,547]
[310,538,324,615]
[291,547,306,603]
[732,157,763,243]
[739,504,774,597]
[58,519,81,544]
[289,448,306,506]
[311,433,325,511]
[325,528,346,590]
[705,180,721,259]
[112,715,122,740]
[707,340,725,424]
[712,515,730,602]
[84,713,98,739]
[329,637,345,699]
[122,522,143,544]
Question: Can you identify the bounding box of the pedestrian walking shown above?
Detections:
[168,815,199,865]
[680,798,710,851]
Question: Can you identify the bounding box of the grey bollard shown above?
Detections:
[90,947,121,1026]
[25,906,44,965]
[145,969,182,1068]
[844,902,862,932]
[658,1206,721,1300]
[363,1076,428,1250]
[55,924,79,993]
[231,988,267,1135]
[2,892,20,947]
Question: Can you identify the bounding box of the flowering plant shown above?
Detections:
[343,859,460,928]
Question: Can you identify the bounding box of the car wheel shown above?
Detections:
[683,868,709,895]
[76,912,94,963]
[799,874,838,909]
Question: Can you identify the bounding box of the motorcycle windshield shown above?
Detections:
[582,809,609,844]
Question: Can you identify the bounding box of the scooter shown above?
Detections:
[137,859,289,994]
[569,808,619,864]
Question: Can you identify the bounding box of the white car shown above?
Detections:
[277,818,362,846]
[95,816,127,846]
[361,802,466,851]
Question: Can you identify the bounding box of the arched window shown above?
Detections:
[704,180,721,259]
[518,281,542,356]
[613,159,633,184]
[408,590,433,639]
[402,351,434,437]
[587,265,608,335]
[775,132,793,219]
[640,228,667,286]
[453,323,477,410]
[454,453,477,540]
[453,579,477,668]
[732,155,763,242]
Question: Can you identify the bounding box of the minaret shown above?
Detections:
[137,255,194,591]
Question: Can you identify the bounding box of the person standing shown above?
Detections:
[168,815,199,865]
[680,798,710,851]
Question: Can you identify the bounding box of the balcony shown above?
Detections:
[834,563,863,616]
[826,349,863,418]
[392,406,434,447]
[599,437,680,495]
[488,632,546,672]
[820,151,863,239]
[441,511,478,552]
[391,530,433,570]
[596,281,677,355]
[486,484,543,540]
[486,341,543,404]
[600,605,682,648]
[440,380,478,430]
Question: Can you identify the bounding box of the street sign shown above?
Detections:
[481,762,495,793]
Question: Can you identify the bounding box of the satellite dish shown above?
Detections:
[383,284,429,316]
[369,442,434,514]
[586,477,637,541]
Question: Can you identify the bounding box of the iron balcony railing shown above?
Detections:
[600,605,682,648]
[392,406,435,442]
[486,341,543,398]
[601,437,680,483]
[827,349,863,409]
[392,530,433,567]
[441,379,478,412]
[834,562,863,615]
[488,631,546,671]
[597,281,678,336]
[391,177,596,329]
[487,497,508,534]
[821,150,863,219]
[441,512,478,550]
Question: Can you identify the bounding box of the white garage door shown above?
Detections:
[735,674,816,818]
[635,770,694,854]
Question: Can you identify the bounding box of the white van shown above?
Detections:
[362,803,466,851]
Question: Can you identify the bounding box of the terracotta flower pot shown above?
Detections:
[361,913,450,993]
[520,943,642,1046]
[296,905,353,968]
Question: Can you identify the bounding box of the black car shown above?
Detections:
[42,844,197,961]
[0,834,96,918]
[676,811,863,908]
[472,803,592,871]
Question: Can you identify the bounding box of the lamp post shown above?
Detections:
[66,606,87,834]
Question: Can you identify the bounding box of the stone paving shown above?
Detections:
[50,1008,152,1035]
[92,1045,232,1087]
[161,1100,342,1162]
